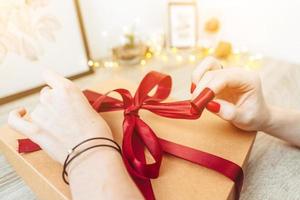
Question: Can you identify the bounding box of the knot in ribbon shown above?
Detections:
[83,71,244,200]
[123,104,140,116]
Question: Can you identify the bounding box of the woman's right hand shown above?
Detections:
[191,56,271,132]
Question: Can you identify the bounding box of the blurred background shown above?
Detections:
[1,0,300,102]
[80,0,300,64]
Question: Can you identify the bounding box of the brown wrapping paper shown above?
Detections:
[0,78,256,200]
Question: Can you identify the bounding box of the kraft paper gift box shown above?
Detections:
[0,76,256,200]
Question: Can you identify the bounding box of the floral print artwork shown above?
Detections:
[0,0,61,63]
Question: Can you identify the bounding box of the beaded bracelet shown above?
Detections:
[62,137,122,184]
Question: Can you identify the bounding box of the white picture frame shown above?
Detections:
[0,0,92,104]
[168,2,198,48]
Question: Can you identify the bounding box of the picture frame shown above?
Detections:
[168,2,198,49]
[0,0,93,105]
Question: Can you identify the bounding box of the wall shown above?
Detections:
[79,0,300,64]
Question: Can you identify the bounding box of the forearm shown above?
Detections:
[262,105,300,147]
[68,148,143,200]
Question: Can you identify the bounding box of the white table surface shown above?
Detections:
[0,57,299,200]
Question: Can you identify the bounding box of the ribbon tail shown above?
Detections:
[123,158,155,200]
[158,138,243,200]
[123,133,155,200]
[18,139,41,153]
[125,168,155,200]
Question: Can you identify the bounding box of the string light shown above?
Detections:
[145,52,152,59]
[140,59,146,66]
[104,61,118,68]
[208,48,214,54]
[171,47,178,54]
[95,28,262,70]
[93,62,100,68]
[94,13,264,70]
[88,60,94,67]
[188,55,196,63]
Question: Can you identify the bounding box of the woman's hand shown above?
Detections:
[8,70,143,199]
[191,56,270,131]
[8,70,112,163]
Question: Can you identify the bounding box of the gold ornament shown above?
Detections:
[205,17,220,33]
[214,41,232,59]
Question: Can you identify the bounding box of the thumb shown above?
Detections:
[212,99,237,121]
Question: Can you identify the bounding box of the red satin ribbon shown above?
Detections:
[18,71,243,200]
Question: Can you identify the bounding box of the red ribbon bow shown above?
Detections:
[18,71,243,200]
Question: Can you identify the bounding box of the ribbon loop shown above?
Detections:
[134,71,172,105]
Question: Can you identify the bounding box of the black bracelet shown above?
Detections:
[62,137,122,185]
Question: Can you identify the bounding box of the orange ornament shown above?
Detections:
[205,17,220,33]
[214,41,232,59]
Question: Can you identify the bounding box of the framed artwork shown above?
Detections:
[0,0,93,104]
[168,2,198,48]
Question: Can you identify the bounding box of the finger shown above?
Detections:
[207,68,254,94]
[193,68,254,99]
[8,108,40,140]
[192,70,216,99]
[43,69,72,89]
[40,86,52,105]
[212,99,237,121]
[191,56,222,93]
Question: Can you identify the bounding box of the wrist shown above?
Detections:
[65,138,122,180]
[68,148,121,177]
[67,126,113,150]
[67,143,143,200]
[67,148,128,200]
[260,105,278,133]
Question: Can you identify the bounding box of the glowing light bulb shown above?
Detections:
[208,48,214,54]
[104,61,117,68]
[140,59,146,66]
[88,60,94,67]
[171,47,177,54]
[145,52,152,59]
[188,55,196,63]
[93,62,100,67]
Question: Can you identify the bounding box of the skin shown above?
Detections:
[191,56,300,147]
[7,70,143,200]
[7,57,300,199]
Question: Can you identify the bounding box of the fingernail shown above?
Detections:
[206,101,220,113]
[190,83,196,93]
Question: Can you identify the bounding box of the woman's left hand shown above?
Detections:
[8,70,113,163]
